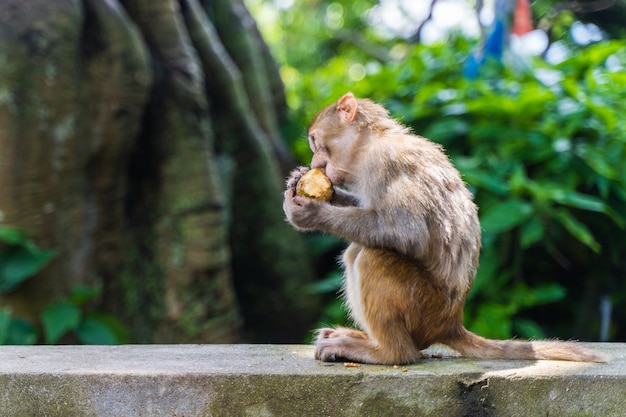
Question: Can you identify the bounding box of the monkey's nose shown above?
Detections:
[310,158,326,170]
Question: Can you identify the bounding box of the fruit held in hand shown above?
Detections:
[296,168,333,202]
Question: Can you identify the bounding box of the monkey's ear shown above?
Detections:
[337,92,358,124]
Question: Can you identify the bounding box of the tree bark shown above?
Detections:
[0,0,151,318]
[209,0,293,172]
[0,0,317,344]
[184,0,319,342]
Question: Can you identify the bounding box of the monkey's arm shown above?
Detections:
[331,187,359,207]
[284,191,428,257]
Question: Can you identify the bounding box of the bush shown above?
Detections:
[290,38,626,341]
[0,227,127,345]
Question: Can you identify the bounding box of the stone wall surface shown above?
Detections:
[0,343,624,416]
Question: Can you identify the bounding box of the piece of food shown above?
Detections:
[296,168,333,202]
[344,362,361,368]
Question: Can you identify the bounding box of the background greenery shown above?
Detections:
[250,0,626,342]
[0,227,127,344]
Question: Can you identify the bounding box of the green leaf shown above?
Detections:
[468,303,513,339]
[0,227,27,245]
[548,189,608,213]
[513,318,546,339]
[553,209,601,252]
[41,301,81,344]
[5,318,38,345]
[87,312,129,344]
[531,283,566,305]
[520,218,544,249]
[68,286,102,306]
[77,315,119,345]
[423,118,469,143]
[470,124,514,142]
[550,190,624,227]
[0,245,56,292]
[456,165,509,195]
[480,199,534,235]
[508,165,528,195]
[0,308,11,344]
[468,244,499,300]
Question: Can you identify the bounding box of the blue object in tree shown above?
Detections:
[464,0,514,79]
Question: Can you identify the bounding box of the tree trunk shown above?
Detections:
[0,0,152,319]
[0,0,318,344]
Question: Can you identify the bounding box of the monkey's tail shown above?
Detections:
[444,327,607,362]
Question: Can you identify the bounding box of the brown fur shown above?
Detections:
[283,93,606,365]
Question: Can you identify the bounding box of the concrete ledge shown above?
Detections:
[0,343,624,416]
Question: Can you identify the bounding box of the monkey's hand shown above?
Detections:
[285,166,309,191]
[283,167,329,231]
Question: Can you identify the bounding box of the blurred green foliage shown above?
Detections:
[252,0,626,341]
[0,227,128,345]
[0,227,55,294]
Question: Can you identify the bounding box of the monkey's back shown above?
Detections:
[354,132,481,299]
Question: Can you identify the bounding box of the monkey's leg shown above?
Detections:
[315,246,422,365]
[315,322,420,365]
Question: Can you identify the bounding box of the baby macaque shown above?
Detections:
[283,92,605,365]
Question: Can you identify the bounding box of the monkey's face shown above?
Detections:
[308,125,360,187]
[307,99,366,187]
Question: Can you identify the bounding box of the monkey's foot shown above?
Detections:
[316,327,368,341]
[314,327,370,363]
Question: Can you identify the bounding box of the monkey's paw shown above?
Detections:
[314,327,369,362]
[316,327,368,340]
[285,166,309,190]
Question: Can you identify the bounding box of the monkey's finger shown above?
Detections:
[284,187,296,201]
[286,171,304,189]
[292,195,313,207]
[290,166,308,177]
[286,177,299,190]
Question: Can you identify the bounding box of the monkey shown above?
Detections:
[283,92,606,365]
